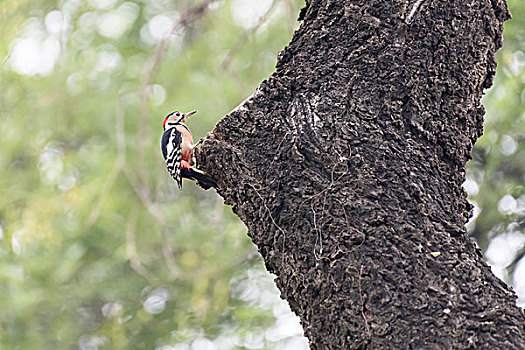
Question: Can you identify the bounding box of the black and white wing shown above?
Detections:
[161,128,183,189]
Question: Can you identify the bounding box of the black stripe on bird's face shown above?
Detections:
[163,111,182,130]
[162,110,196,130]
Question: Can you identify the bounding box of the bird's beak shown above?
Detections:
[183,110,197,118]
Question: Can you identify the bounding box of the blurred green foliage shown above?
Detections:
[0,0,306,349]
[467,0,525,290]
[0,0,523,348]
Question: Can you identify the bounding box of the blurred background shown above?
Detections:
[0,0,523,349]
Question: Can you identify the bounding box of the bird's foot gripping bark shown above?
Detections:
[181,160,192,170]
[191,138,204,151]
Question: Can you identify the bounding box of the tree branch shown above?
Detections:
[199,0,524,348]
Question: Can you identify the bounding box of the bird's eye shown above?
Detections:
[176,112,181,116]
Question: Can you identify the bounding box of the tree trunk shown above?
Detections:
[198,0,525,348]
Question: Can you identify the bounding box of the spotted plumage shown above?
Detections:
[161,127,183,188]
[160,110,217,190]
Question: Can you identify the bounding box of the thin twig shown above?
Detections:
[506,245,525,278]
[124,166,179,279]
[87,91,131,225]
[221,0,279,70]
[126,204,158,285]
[313,162,343,260]
[159,225,180,279]
[249,183,288,266]
[249,184,287,236]
[312,200,323,261]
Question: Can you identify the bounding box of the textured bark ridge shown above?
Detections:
[199,0,525,348]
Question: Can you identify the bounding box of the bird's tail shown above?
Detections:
[181,168,217,190]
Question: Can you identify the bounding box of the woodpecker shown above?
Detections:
[161,110,216,190]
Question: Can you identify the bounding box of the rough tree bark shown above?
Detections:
[199,0,525,348]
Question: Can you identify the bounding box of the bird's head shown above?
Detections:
[163,110,196,130]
